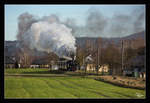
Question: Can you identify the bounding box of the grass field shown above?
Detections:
[4,68,145,99]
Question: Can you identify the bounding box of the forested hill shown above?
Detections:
[5,31,145,57]
[76,31,145,49]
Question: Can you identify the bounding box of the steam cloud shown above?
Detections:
[16,6,145,56]
[65,7,145,37]
[16,13,76,57]
[86,8,108,35]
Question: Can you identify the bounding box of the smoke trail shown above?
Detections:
[107,6,145,37]
[17,12,37,42]
[86,7,107,35]
[16,12,76,57]
[108,14,133,37]
[16,6,145,52]
[64,6,145,37]
[133,7,145,33]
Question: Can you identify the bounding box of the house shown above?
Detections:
[85,55,109,73]
[86,64,109,73]
[98,64,109,73]
[85,55,95,71]
[86,64,96,72]
[30,55,77,70]
[31,58,50,68]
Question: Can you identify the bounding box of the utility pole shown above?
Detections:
[121,40,124,75]
[98,42,99,68]
[97,43,99,75]
[97,38,101,75]
[83,55,86,75]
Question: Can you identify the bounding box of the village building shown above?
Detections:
[85,55,109,73]
[98,64,109,73]
[86,64,96,72]
[31,58,50,68]
[86,64,109,73]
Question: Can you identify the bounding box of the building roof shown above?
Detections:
[85,55,93,63]
[32,59,50,65]
[60,56,72,61]
[31,56,51,65]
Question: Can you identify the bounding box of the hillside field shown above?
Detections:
[4,68,145,99]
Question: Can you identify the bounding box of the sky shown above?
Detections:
[5,5,145,41]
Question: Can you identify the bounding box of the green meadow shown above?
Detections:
[4,69,145,99]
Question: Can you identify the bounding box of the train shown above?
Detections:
[58,55,78,71]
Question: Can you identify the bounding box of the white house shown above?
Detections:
[98,64,109,72]
[86,64,109,73]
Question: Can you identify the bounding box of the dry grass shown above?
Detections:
[98,76,145,89]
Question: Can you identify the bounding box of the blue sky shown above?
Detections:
[5,5,145,40]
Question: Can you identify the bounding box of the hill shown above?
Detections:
[4,31,145,57]
[76,31,145,49]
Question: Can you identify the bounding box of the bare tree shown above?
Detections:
[16,46,35,68]
[84,39,91,75]
[76,45,85,67]
[102,41,121,75]
[93,37,102,75]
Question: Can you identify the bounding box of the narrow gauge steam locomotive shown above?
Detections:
[58,56,77,71]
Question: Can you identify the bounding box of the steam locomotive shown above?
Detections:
[58,55,78,71]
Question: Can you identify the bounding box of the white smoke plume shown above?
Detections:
[16,12,76,57]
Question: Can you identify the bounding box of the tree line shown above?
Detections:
[76,37,146,76]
